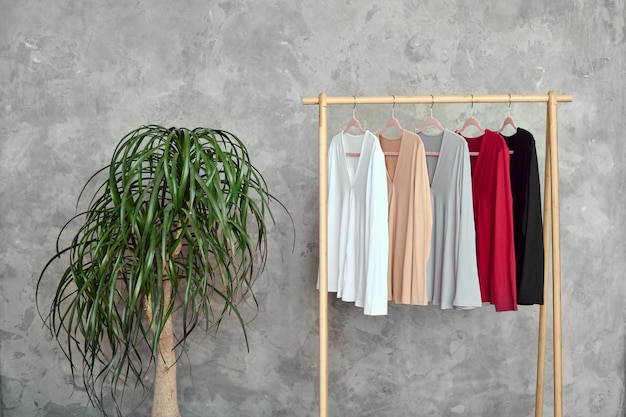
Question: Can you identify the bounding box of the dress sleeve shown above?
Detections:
[453,142,482,309]
[323,135,341,293]
[517,134,545,304]
[410,139,432,305]
[363,142,389,315]
[491,136,517,312]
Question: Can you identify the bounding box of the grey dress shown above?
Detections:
[418,129,482,309]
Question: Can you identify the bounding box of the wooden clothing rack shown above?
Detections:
[302,92,573,417]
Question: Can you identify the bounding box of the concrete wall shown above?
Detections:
[1,0,624,416]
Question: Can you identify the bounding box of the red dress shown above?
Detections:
[462,130,517,312]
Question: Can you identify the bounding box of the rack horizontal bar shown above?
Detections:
[302,93,573,105]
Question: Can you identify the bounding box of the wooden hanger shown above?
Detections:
[416,95,445,134]
[377,95,403,136]
[497,94,518,133]
[456,95,485,135]
[344,96,366,134]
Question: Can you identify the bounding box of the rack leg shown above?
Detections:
[547,91,563,417]
[535,102,553,417]
[318,93,329,417]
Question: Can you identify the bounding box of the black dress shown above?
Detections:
[502,128,544,305]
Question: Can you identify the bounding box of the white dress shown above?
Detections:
[419,129,482,310]
[325,130,389,315]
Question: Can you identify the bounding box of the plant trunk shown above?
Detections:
[146,280,181,417]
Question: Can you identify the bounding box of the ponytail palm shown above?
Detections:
[37,126,278,417]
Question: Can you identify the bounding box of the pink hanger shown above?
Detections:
[344,96,366,134]
[456,95,485,135]
[416,95,444,134]
[377,96,403,136]
[497,94,518,133]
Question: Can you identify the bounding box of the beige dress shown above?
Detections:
[378,129,433,305]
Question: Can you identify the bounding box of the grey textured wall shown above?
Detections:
[1,0,624,416]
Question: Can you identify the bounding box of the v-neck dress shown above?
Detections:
[378,129,432,306]
[419,129,482,310]
[326,130,389,315]
[463,129,517,312]
[502,128,544,305]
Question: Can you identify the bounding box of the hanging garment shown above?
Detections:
[501,128,545,305]
[378,129,432,305]
[419,129,482,310]
[462,130,517,312]
[326,130,389,315]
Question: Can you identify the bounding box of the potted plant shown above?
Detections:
[37,125,284,417]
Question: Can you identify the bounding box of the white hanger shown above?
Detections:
[344,96,366,134]
[416,95,445,134]
[497,94,518,133]
[456,95,485,135]
[377,95,403,137]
